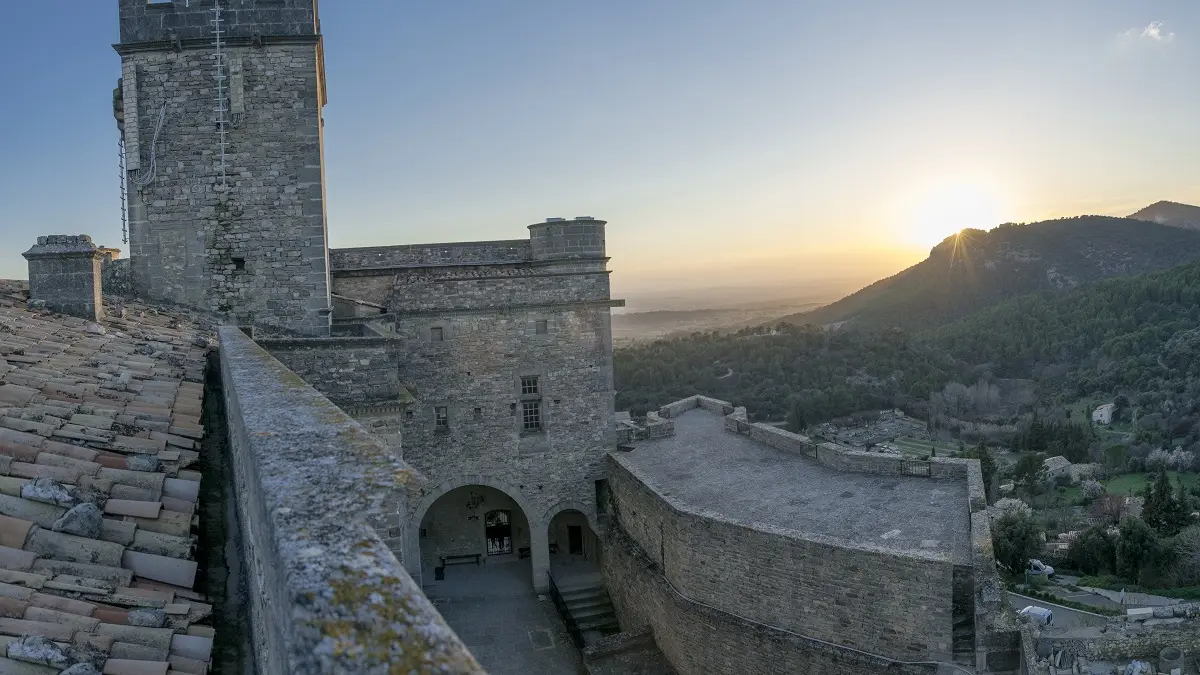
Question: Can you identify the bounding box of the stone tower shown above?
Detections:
[115,0,331,335]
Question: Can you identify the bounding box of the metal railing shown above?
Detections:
[547,571,586,650]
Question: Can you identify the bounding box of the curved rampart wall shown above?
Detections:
[605,455,955,667]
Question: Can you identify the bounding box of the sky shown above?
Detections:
[1,1,1197,307]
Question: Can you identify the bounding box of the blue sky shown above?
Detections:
[1,1,1197,300]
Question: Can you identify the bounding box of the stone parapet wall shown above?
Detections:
[118,0,319,45]
[331,240,531,270]
[657,395,973,479]
[256,336,401,407]
[216,326,483,674]
[601,523,940,675]
[606,454,955,662]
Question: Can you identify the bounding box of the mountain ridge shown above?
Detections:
[778,210,1200,331]
[1129,200,1200,231]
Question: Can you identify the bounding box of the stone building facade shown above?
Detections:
[320,217,622,591]
[115,0,332,336]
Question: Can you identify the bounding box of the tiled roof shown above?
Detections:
[0,281,216,675]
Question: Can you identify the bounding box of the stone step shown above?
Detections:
[570,604,615,622]
[560,587,605,603]
[564,596,610,614]
[576,611,618,631]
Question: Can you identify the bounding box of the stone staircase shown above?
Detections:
[551,572,621,644]
[951,614,976,668]
[951,565,977,669]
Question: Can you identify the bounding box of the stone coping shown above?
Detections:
[217,327,483,674]
[253,336,400,350]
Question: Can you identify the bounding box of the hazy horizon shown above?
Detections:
[1,1,1197,306]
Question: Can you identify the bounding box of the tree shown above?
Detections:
[1116,517,1160,583]
[1013,452,1045,486]
[967,441,998,503]
[1143,468,1190,536]
[992,512,1043,575]
[1067,525,1117,575]
[1174,525,1200,586]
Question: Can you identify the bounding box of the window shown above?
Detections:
[430,327,444,342]
[232,257,246,271]
[535,320,548,335]
[435,406,449,430]
[521,376,539,396]
[474,407,483,419]
[522,401,542,431]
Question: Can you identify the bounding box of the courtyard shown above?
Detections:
[422,556,586,675]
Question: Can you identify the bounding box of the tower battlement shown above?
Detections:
[117,0,319,46]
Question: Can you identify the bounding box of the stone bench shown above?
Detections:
[441,554,482,567]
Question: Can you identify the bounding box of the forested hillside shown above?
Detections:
[614,324,961,421]
[776,215,1200,331]
[616,259,1200,443]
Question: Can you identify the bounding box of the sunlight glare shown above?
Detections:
[904,181,1008,247]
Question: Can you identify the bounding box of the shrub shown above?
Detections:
[993,498,1033,521]
[993,513,1043,575]
[1066,525,1117,575]
[1081,479,1105,502]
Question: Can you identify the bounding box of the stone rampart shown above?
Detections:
[216,326,483,674]
[255,336,401,407]
[601,522,942,675]
[330,240,532,270]
[605,454,955,663]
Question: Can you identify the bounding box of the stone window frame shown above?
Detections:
[425,322,451,343]
[516,370,547,435]
[433,405,450,434]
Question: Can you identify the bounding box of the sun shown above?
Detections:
[904,181,1008,247]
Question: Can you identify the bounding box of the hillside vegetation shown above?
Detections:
[617,258,1200,446]
[777,215,1200,331]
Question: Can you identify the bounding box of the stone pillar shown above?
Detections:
[22,235,105,321]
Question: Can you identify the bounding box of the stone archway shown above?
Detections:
[406,476,549,592]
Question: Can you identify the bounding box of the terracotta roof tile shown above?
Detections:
[0,283,216,671]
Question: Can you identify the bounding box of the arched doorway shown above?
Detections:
[418,485,532,583]
[548,509,599,561]
[416,486,586,672]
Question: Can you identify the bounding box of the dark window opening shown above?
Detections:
[430,327,444,342]
[522,401,542,431]
[232,257,246,271]
[435,406,449,430]
[520,376,539,396]
[595,479,609,514]
[485,510,513,556]
[474,407,483,419]
[535,320,548,335]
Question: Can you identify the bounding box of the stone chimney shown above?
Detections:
[22,235,105,321]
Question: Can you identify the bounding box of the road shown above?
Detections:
[1007,592,1111,629]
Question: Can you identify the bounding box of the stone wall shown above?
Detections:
[102,257,132,299]
[601,524,940,675]
[118,2,331,336]
[256,336,401,407]
[331,240,531,269]
[216,326,483,674]
[605,455,956,664]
